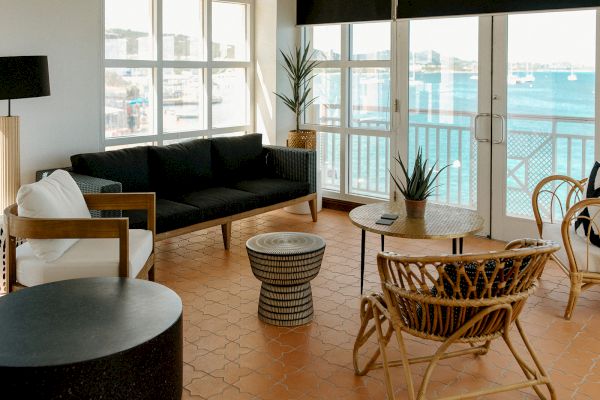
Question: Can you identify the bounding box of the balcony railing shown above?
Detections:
[317,107,594,217]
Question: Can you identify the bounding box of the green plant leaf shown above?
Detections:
[389,146,450,201]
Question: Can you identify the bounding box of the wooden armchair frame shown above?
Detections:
[531,175,600,319]
[353,239,559,400]
[4,193,156,292]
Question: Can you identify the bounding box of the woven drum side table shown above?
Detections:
[246,232,326,326]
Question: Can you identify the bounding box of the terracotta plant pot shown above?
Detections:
[287,129,317,150]
[405,199,427,219]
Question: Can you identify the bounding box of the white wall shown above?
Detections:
[255,0,278,145]
[255,0,297,146]
[0,0,102,184]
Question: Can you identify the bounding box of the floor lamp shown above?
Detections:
[0,56,50,211]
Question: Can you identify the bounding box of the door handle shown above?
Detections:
[492,114,506,144]
[473,113,491,142]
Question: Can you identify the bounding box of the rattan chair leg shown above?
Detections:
[502,331,547,399]
[469,340,491,356]
[353,296,394,375]
[564,273,583,320]
[501,316,556,400]
[373,306,400,400]
[515,319,557,400]
[389,319,418,400]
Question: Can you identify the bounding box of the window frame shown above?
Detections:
[102,0,254,149]
[301,22,396,202]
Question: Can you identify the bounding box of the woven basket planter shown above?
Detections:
[287,129,316,150]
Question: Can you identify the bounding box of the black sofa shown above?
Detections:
[45,134,317,248]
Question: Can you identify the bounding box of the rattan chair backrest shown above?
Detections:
[376,239,559,340]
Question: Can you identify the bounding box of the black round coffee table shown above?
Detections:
[0,277,183,399]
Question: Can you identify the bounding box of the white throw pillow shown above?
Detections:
[17,170,91,262]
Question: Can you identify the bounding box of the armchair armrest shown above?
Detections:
[83,193,156,235]
[4,204,130,279]
[264,145,316,193]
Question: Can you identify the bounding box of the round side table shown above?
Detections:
[246,232,326,326]
[0,277,183,399]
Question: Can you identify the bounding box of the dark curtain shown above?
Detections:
[297,0,600,25]
[297,0,391,25]
[397,0,600,19]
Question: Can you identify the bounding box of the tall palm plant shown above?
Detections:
[275,44,321,132]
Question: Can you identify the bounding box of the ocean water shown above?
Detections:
[406,71,595,213]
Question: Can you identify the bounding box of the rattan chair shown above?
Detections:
[532,175,600,320]
[353,239,559,400]
[4,193,156,292]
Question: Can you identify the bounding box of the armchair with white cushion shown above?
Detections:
[4,170,156,293]
[532,174,600,320]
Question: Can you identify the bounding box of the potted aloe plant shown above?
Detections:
[389,147,449,218]
[275,44,321,149]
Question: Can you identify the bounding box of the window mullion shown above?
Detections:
[155,0,163,145]
[104,0,253,148]
[340,24,350,196]
[206,0,213,130]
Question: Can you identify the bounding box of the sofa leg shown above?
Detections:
[309,198,318,222]
[221,222,232,250]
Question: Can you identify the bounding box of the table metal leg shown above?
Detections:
[452,238,464,255]
[381,235,385,252]
[361,229,366,295]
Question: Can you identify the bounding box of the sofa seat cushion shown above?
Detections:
[71,146,152,192]
[149,138,212,196]
[125,199,203,234]
[543,222,600,273]
[16,229,153,287]
[229,178,310,206]
[179,187,261,221]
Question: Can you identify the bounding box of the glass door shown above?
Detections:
[403,16,493,235]
[490,10,597,240]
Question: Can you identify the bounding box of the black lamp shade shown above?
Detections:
[0,56,50,100]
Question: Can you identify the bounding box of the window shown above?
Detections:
[303,23,392,199]
[103,0,252,148]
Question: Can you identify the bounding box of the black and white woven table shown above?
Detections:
[246,232,326,326]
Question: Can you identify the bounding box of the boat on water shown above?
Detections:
[522,64,535,83]
[568,66,578,81]
[507,73,520,85]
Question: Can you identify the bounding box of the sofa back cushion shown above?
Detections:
[211,134,265,182]
[149,138,212,196]
[71,146,151,192]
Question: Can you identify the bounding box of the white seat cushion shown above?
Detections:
[543,223,600,273]
[17,170,91,262]
[16,229,153,287]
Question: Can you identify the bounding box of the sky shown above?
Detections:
[410,10,596,66]
[105,0,245,45]
[105,3,596,67]
[312,10,596,67]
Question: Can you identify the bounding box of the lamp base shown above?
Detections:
[0,116,20,212]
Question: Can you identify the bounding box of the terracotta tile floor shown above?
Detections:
[155,208,600,399]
